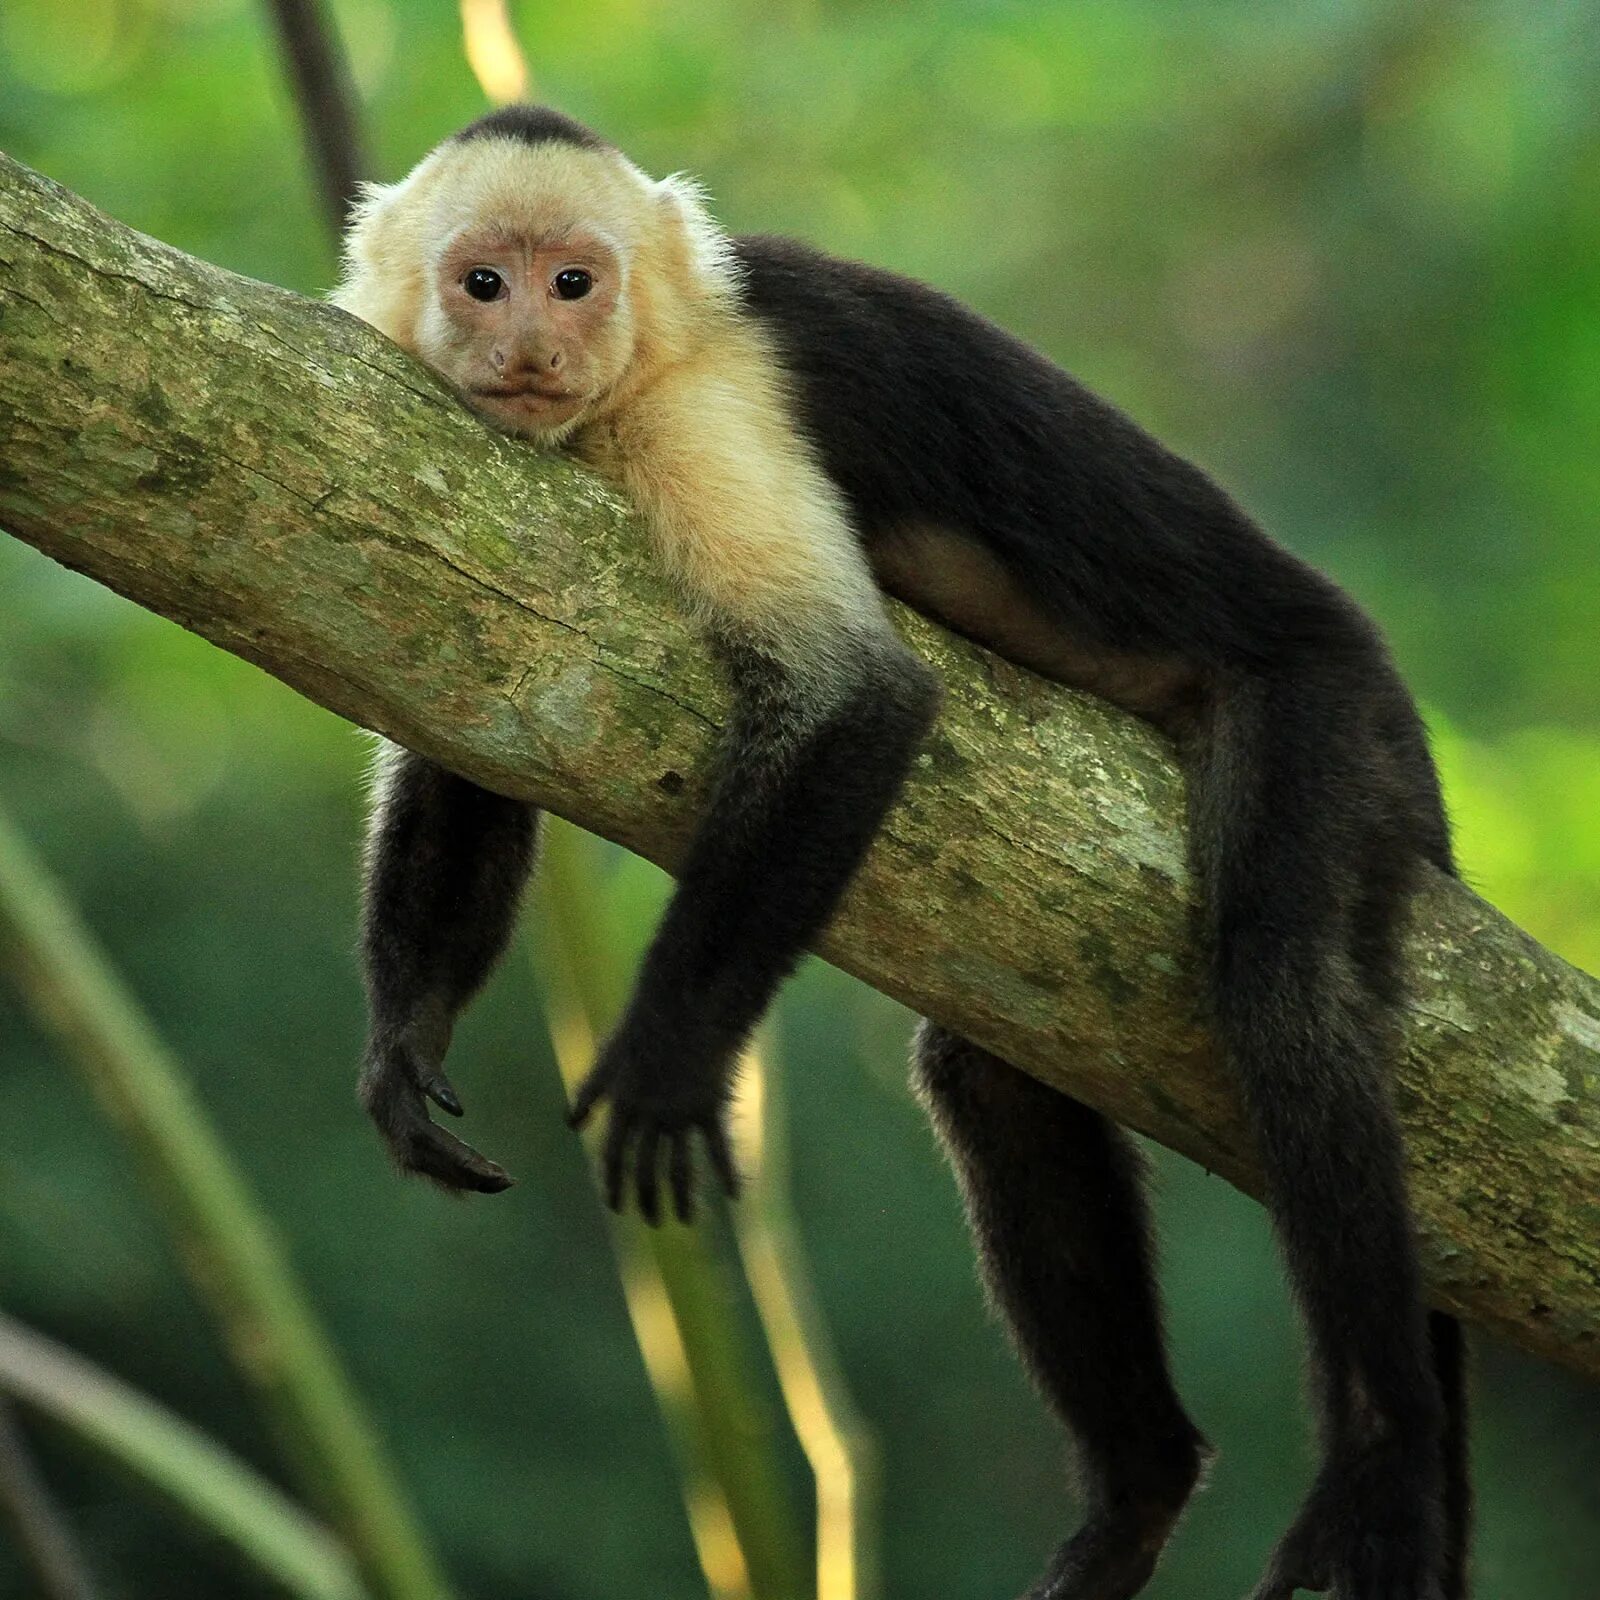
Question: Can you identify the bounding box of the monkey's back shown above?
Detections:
[732,234,1366,671]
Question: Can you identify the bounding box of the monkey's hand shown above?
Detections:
[567,1026,740,1225]
[359,1022,514,1195]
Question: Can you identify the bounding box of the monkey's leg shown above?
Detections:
[1194,680,1449,1600]
[1352,768,1473,1600]
[912,1022,1208,1600]
[1237,1049,1447,1600]
[359,743,539,1192]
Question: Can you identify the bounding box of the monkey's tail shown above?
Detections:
[1188,669,1441,1433]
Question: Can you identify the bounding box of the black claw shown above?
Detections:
[461,1163,516,1195]
[398,1119,513,1194]
[423,1074,463,1117]
[413,1119,512,1191]
[568,1068,610,1131]
[363,1048,516,1195]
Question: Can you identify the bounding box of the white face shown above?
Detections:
[335,136,678,439]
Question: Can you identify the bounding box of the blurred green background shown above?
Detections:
[2,0,1599,1596]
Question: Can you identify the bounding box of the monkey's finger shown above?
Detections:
[635,1126,663,1226]
[417,1132,513,1194]
[603,1113,636,1212]
[422,1071,464,1117]
[567,1066,613,1131]
[702,1119,740,1200]
[669,1132,695,1223]
[389,1108,512,1194]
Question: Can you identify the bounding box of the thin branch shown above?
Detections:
[0,1316,362,1600]
[1,152,1598,1379]
[460,0,532,105]
[0,1400,103,1600]
[734,1051,881,1600]
[534,823,811,1600]
[262,0,368,233]
[0,801,455,1600]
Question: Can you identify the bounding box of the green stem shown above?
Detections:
[534,821,811,1600]
[0,1396,104,1600]
[0,803,453,1600]
[734,1046,880,1600]
[0,1313,362,1600]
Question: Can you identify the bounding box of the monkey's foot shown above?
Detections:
[1022,1436,1208,1600]
[1021,1513,1168,1600]
[567,1028,739,1225]
[360,1029,512,1194]
[1247,1442,1444,1600]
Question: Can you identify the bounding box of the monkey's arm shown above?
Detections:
[568,632,937,1219]
[359,744,540,1191]
[566,370,941,1222]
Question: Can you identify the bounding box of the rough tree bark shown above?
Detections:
[3,154,1598,1379]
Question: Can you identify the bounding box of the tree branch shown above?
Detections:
[3,153,1598,1378]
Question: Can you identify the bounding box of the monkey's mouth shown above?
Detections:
[472,383,578,404]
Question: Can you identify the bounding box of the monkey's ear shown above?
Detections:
[337,180,408,286]
[654,172,736,290]
[329,178,431,346]
[344,179,404,237]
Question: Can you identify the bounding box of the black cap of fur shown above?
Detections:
[454,105,608,152]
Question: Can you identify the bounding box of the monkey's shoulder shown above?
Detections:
[726,237,1236,555]
[729,233,1064,395]
[724,235,1374,672]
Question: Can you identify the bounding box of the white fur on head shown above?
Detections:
[329,134,739,360]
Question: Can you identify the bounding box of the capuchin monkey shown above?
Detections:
[335,106,1468,1600]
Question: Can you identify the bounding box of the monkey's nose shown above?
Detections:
[490,347,507,371]
[548,349,564,371]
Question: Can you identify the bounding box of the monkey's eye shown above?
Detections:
[553,268,593,301]
[462,268,504,302]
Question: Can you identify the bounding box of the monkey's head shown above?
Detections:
[332,107,734,440]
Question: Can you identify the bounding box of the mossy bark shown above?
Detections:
[3,153,1598,1379]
